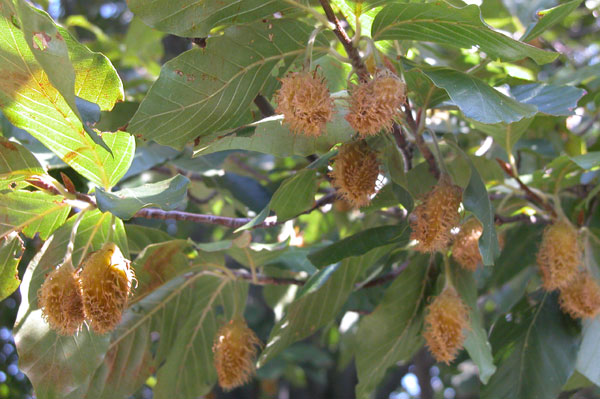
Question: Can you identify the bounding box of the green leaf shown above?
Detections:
[0,2,133,188]
[411,66,538,124]
[452,264,496,384]
[270,170,318,222]
[355,259,429,399]
[129,20,330,150]
[95,175,191,220]
[448,141,500,265]
[0,136,44,189]
[372,2,557,65]
[234,204,271,233]
[195,114,354,157]
[13,0,122,153]
[509,84,586,116]
[0,191,70,240]
[258,245,395,366]
[153,279,248,398]
[576,317,600,386]
[86,252,242,399]
[229,244,317,274]
[481,294,580,399]
[463,161,500,266]
[0,232,23,301]
[128,0,297,37]
[520,0,584,42]
[470,118,533,152]
[308,223,410,268]
[570,152,600,170]
[13,210,126,399]
[125,225,173,254]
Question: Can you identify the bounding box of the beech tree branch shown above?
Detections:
[496,158,557,218]
[318,0,369,82]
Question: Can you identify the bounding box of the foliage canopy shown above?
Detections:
[0,0,599,398]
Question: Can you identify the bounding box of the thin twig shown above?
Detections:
[391,122,414,171]
[494,213,549,225]
[318,0,369,82]
[254,94,275,117]
[496,158,557,218]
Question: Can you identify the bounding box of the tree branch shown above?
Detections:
[391,122,414,171]
[496,158,557,218]
[318,0,369,82]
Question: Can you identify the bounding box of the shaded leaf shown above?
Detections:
[520,0,584,42]
[576,317,600,386]
[570,152,600,170]
[128,0,297,37]
[270,170,318,222]
[258,245,395,366]
[372,2,556,64]
[195,114,354,157]
[0,232,24,301]
[452,264,496,384]
[0,137,44,190]
[509,84,586,116]
[129,20,330,150]
[308,223,410,268]
[355,259,429,399]
[413,66,538,124]
[470,117,533,152]
[481,294,579,399]
[125,225,173,254]
[95,175,191,220]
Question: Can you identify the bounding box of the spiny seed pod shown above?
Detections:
[80,242,134,334]
[37,262,85,335]
[345,69,406,137]
[452,219,483,271]
[423,286,470,364]
[559,271,600,319]
[330,141,380,208]
[213,318,262,391]
[410,179,462,253]
[537,221,580,290]
[275,70,334,137]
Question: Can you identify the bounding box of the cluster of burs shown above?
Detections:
[35,67,600,392]
[275,67,600,365]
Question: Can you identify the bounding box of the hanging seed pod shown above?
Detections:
[80,242,134,334]
[275,70,334,137]
[330,141,380,208]
[559,271,600,319]
[345,69,406,137]
[423,286,470,364]
[410,179,462,253]
[452,218,483,271]
[537,221,581,290]
[38,262,85,335]
[213,318,262,391]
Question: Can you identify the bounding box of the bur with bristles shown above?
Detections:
[410,180,462,253]
[213,318,262,391]
[275,71,334,137]
[38,262,85,335]
[559,271,600,319]
[537,221,581,290]
[80,242,134,334]
[345,69,406,137]
[452,219,483,271]
[423,286,470,364]
[330,141,380,208]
